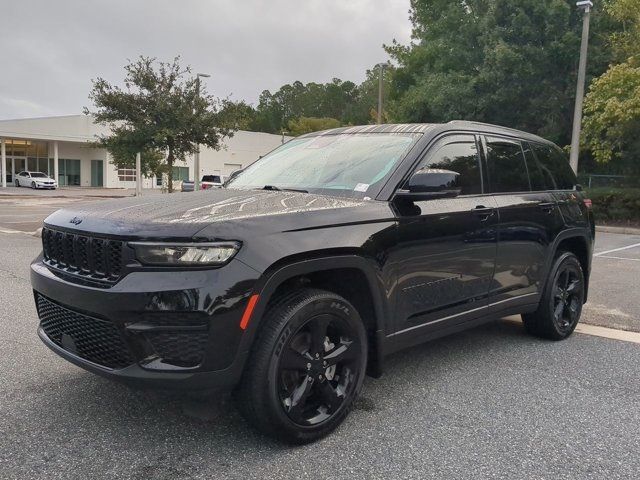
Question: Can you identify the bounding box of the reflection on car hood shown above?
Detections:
[43,189,372,239]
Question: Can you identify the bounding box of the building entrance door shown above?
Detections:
[91,160,103,187]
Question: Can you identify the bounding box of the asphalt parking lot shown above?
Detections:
[0,202,639,478]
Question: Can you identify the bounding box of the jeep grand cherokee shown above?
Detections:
[31,122,594,443]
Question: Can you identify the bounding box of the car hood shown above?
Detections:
[43,189,387,240]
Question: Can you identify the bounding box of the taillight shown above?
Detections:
[583,198,592,209]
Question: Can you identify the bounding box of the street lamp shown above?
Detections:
[376,62,389,125]
[194,72,211,191]
[569,0,594,174]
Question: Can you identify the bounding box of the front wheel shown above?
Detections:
[523,251,585,340]
[236,289,368,444]
[31,181,36,189]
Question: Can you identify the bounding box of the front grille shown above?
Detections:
[42,227,123,283]
[37,294,133,369]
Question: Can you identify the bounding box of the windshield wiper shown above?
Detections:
[260,185,309,193]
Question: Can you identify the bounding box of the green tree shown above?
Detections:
[582,0,640,169]
[386,0,614,145]
[287,117,342,136]
[85,56,235,192]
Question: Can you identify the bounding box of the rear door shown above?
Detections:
[391,134,498,340]
[482,136,564,306]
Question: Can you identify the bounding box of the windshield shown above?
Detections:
[31,172,48,178]
[226,132,420,199]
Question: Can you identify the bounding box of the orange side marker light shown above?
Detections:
[239,294,260,330]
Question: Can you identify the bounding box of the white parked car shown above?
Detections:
[14,171,58,189]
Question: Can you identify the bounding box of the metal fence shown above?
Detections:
[578,174,640,189]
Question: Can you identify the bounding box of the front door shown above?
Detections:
[391,134,498,342]
[91,160,104,187]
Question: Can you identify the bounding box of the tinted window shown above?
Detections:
[202,175,221,183]
[522,142,555,191]
[485,137,530,193]
[413,135,482,195]
[531,143,576,190]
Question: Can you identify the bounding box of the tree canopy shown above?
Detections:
[582,0,640,171]
[86,56,236,191]
[385,0,614,146]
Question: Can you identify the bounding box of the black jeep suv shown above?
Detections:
[31,122,594,443]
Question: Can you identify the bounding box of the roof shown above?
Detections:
[0,115,111,142]
[300,123,437,138]
[299,121,553,146]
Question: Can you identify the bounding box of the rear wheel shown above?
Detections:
[523,251,584,340]
[236,289,368,444]
[14,179,19,187]
[31,181,36,189]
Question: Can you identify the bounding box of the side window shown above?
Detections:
[531,143,576,190]
[522,142,555,191]
[411,135,483,195]
[485,137,530,193]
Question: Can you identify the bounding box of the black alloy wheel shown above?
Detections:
[551,264,583,335]
[278,312,361,426]
[236,289,368,444]
[523,251,584,340]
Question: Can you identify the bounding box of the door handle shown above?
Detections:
[472,205,496,222]
[539,202,556,213]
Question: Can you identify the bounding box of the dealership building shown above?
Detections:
[0,115,287,189]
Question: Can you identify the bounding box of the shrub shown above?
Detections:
[586,187,640,223]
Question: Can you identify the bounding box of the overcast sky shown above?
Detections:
[0,0,412,120]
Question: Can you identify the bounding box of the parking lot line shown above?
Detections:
[594,242,640,257]
[503,317,640,344]
[597,255,640,262]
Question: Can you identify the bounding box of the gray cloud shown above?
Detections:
[0,0,411,119]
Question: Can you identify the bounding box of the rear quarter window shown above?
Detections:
[531,143,576,190]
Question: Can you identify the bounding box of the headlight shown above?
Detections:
[130,241,240,266]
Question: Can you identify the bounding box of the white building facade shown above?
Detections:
[0,115,287,189]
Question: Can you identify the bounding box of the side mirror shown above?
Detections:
[396,168,461,201]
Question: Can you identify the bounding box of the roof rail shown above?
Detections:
[446,119,535,135]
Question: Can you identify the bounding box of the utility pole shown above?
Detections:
[569,1,594,174]
[194,73,210,191]
[135,152,141,196]
[376,62,388,125]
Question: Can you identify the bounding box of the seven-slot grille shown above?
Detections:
[42,227,123,282]
[37,294,133,369]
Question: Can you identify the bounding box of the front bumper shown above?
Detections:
[31,257,260,390]
[34,182,57,189]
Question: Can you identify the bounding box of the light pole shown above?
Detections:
[569,1,593,174]
[194,73,210,191]
[376,62,389,125]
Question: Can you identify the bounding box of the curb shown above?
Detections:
[595,225,640,235]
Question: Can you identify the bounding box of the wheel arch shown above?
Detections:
[546,229,593,302]
[241,255,389,378]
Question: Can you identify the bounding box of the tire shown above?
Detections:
[14,179,19,187]
[235,288,368,444]
[31,181,36,189]
[522,251,585,340]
